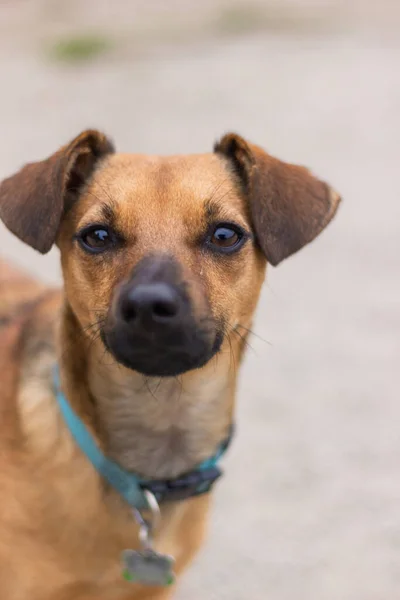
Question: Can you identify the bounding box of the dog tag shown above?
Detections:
[122,489,176,586]
[122,548,175,586]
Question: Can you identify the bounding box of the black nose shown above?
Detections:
[120,283,180,325]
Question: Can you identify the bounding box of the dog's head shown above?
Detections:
[0,130,340,377]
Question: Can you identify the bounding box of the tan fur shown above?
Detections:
[0,131,340,599]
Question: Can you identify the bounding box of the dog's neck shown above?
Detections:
[59,303,237,480]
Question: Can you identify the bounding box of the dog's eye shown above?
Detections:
[208,224,245,252]
[212,227,239,247]
[77,225,116,253]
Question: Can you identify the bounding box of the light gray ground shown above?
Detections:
[0,2,399,599]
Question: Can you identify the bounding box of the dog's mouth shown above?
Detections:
[100,322,224,377]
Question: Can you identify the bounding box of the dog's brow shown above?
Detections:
[99,202,116,225]
[204,193,246,227]
[204,194,234,220]
[204,198,220,221]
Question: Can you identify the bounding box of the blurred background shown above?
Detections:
[0,1,399,598]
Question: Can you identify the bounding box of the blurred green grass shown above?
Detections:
[49,33,113,63]
[214,3,341,36]
[43,2,343,66]
[214,5,272,34]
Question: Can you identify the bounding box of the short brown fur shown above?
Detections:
[0,131,340,599]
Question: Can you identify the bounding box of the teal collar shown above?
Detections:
[53,368,233,511]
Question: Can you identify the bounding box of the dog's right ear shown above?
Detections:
[0,130,114,254]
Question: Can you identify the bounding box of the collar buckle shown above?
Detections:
[142,466,223,503]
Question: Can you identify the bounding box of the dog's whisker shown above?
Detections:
[58,316,107,364]
[236,323,272,346]
[206,176,235,203]
[230,327,256,355]
[226,332,237,378]
[142,376,160,403]
[212,185,237,205]
[153,377,163,395]
[82,321,105,336]
[69,186,110,208]
[174,375,184,403]
[91,179,116,206]
[98,345,116,367]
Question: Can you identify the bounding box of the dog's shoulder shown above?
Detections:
[0,258,47,322]
[0,260,62,450]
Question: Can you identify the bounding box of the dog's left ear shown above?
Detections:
[215,133,341,265]
[0,129,114,254]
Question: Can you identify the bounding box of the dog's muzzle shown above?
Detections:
[102,256,223,376]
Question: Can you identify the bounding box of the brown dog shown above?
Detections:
[0,131,340,600]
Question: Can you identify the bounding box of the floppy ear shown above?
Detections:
[0,130,114,254]
[214,133,341,266]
